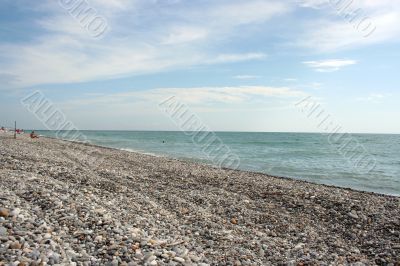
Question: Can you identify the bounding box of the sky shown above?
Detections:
[0,0,400,133]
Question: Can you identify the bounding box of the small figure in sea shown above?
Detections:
[162,140,165,143]
[30,131,39,139]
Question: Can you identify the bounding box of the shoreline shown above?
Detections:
[1,132,399,265]
[39,133,400,198]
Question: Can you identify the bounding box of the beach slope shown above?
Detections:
[0,133,399,265]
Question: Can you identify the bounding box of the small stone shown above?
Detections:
[233,260,242,266]
[0,226,7,236]
[10,241,22,249]
[15,231,28,236]
[146,255,157,262]
[190,255,201,262]
[144,252,156,262]
[168,251,176,257]
[231,218,238,225]
[148,239,157,245]
[0,208,10,218]
[180,208,189,215]
[178,248,188,257]
[10,208,21,217]
[348,211,359,219]
[131,242,140,250]
[28,249,41,260]
[174,257,185,263]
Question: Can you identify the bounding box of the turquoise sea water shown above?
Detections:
[37,131,400,196]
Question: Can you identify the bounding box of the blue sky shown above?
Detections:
[0,0,399,133]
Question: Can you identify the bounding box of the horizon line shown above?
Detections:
[24,129,400,135]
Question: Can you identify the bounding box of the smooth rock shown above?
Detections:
[0,208,9,218]
[0,226,7,236]
[173,257,185,263]
[348,211,359,219]
[9,241,22,249]
[10,208,21,217]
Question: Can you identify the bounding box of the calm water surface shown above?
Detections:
[37,131,400,196]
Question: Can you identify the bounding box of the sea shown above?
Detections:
[36,130,400,196]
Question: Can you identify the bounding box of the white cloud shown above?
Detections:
[303,59,357,72]
[296,1,400,52]
[0,0,290,89]
[0,41,268,88]
[234,75,260,80]
[52,84,307,131]
[37,15,92,38]
[297,0,328,9]
[64,86,305,107]
[207,1,291,26]
[90,0,134,10]
[210,53,267,64]
[161,26,209,45]
[356,93,388,103]
[150,86,304,104]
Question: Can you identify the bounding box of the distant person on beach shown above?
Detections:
[30,131,39,139]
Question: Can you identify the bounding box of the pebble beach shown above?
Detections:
[0,132,399,265]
